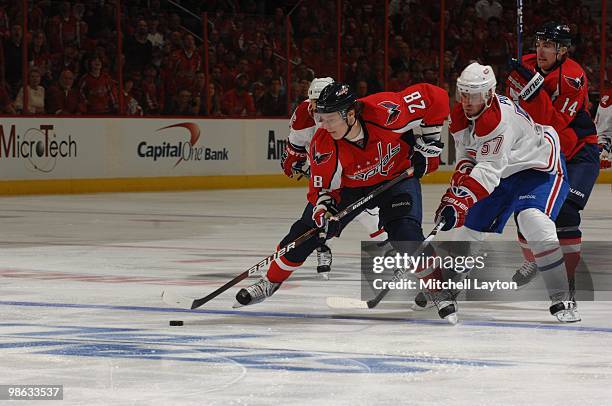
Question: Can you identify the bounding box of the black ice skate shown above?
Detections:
[431,290,458,325]
[233,277,281,308]
[412,291,435,310]
[512,260,538,288]
[316,244,332,279]
[549,293,581,323]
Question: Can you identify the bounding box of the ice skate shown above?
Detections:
[431,290,458,325]
[316,244,332,279]
[512,260,538,288]
[549,293,581,323]
[412,291,435,310]
[234,277,281,308]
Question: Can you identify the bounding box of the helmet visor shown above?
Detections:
[456,89,487,105]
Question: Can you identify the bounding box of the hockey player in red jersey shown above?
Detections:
[595,87,612,169]
[234,82,449,309]
[505,22,599,291]
[281,77,389,278]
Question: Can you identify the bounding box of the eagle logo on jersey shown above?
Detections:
[313,150,333,165]
[378,101,401,126]
[563,74,585,91]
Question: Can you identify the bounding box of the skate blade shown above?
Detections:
[445,313,459,325]
[555,310,581,323]
[318,272,330,280]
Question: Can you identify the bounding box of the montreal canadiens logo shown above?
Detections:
[378,101,401,126]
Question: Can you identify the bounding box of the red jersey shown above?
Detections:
[79,72,117,114]
[308,84,449,205]
[288,99,316,149]
[513,54,597,159]
[171,49,202,92]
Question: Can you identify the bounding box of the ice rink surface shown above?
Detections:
[1,184,611,405]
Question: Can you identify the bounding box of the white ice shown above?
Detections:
[0,185,611,405]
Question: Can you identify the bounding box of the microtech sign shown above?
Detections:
[0,121,100,179]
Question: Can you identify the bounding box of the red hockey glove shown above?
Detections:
[506,59,545,102]
[435,186,476,231]
[281,142,308,178]
[312,194,339,240]
[451,160,475,187]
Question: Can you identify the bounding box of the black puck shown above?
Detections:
[169,320,184,326]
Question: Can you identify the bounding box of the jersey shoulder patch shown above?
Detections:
[291,100,315,131]
[600,89,612,108]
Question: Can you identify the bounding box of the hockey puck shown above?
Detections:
[169,320,184,326]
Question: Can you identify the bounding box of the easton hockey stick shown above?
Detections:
[326,219,446,310]
[162,167,415,310]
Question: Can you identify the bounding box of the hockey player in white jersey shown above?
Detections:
[434,62,579,323]
[280,77,387,278]
[595,88,612,169]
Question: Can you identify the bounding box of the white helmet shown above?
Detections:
[456,62,496,102]
[308,77,334,101]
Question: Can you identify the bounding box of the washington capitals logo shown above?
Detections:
[564,74,585,91]
[378,101,401,126]
[313,150,333,165]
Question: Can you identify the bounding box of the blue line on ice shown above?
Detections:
[1,300,611,333]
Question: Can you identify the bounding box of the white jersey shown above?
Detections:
[449,94,563,195]
[288,99,318,152]
[595,89,612,143]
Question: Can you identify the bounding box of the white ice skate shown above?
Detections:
[233,277,281,308]
[316,244,332,280]
[431,290,458,325]
[549,293,581,323]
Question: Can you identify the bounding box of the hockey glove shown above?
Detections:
[506,59,545,102]
[312,194,339,240]
[452,160,475,187]
[599,136,612,169]
[281,142,308,178]
[435,186,476,231]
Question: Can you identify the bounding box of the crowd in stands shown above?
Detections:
[0,0,608,117]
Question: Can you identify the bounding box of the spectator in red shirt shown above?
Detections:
[171,33,202,94]
[46,68,80,115]
[78,56,117,114]
[222,73,255,116]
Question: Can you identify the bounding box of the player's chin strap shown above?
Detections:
[341,113,358,140]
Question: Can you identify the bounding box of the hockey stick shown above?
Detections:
[326,219,446,310]
[162,167,415,310]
